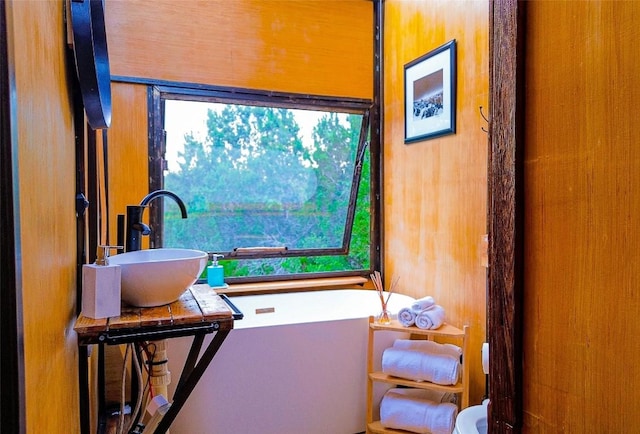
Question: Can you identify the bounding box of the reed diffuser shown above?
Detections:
[370,271,399,324]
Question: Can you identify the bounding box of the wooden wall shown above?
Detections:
[105,0,372,97]
[383,0,489,405]
[104,0,374,245]
[7,0,80,432]
[106,83,149,247]
[522,1,640,430]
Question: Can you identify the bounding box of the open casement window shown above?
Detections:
[148,85,375,283]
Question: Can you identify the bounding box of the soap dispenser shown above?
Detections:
[207,254,225,288]
[82,245,122,319]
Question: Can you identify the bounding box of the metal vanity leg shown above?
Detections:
[175,333,205,392]
[154,329,231,434]
[78,345,91,434]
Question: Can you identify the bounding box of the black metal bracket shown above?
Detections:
[76,193,89,217]
[219,294,244,320]
[154,329,231,433]
[95,322,221,345]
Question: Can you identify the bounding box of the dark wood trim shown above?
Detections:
[147,85,164,248]
[488,0,526,432]
[0,1,26,431]
[68,21,93,432]
[112,75,371,109]
[372,0,383,276]
[73,69,87,312]
[87,129,99,264]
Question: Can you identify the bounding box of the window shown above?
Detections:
[149,86,376,283]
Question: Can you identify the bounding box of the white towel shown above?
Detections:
[387,387,457,405]
[393,339,462,360]
[380,390,458,434]
[381,348,460,385]
[415,305,445,330]
[411,296,435,312]
[397,307,417,327]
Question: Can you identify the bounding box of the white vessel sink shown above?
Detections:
[110,248,208,307]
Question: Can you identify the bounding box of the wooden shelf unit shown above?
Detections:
[366,316,470,434]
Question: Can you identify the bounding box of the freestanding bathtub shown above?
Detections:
[166,289,415,434]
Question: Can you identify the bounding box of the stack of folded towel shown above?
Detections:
[397,296,446,329]
[380,388,458,434]
[382,339,462,385]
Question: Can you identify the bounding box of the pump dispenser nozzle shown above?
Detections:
[95,245,123,266]
[209,253,224,265]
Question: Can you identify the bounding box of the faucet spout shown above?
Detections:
[125,190,188,252]
[140,189,188,218]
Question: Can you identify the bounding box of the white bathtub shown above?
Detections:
[166,289,415,434]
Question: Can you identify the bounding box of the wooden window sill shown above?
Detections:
[214,276,370,296]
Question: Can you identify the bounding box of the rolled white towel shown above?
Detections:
[387,387,457,404]
[381,348,460,385]
[411,296,435,312]
[380,390,458,434]
[415,305,445,330]
[397,307,417,327]
[393,339,462,360]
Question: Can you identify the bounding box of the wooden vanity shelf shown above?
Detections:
[74,286,240,434]
[366,316,470,434]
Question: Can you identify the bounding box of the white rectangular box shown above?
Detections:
[81,264,121,319]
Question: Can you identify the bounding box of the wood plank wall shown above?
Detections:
[106,84,149,247]
[104,0,374,246]
[7,0,80,432]
[383,0,489,405]
[522,2,640,430]
[105,0,373,98]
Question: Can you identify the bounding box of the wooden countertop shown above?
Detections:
[74,285,234,345]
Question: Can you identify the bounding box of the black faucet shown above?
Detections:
[125,190,188,252]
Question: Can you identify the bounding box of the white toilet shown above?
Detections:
[454,399,488,434]
[454,343,489,434]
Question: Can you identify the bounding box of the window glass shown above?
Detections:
[155,92,373,282]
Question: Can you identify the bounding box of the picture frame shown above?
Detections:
[404,40,457,143]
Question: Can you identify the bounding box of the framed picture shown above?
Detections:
[404,40,457,143]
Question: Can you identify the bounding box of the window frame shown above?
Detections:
[147,83,380,283]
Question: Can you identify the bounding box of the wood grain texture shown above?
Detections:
[170,290,204,325]
[138,305,174,327]
[522,1,640,431]
[0,0,23,427]
[107,306,141,330]
[74,288,233,344]
[106,83,149,247]
[383,0,489,406]
[189,284,233,319]
[105,0,373,99]
[8,0,80,431]
[488,0,525,432]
